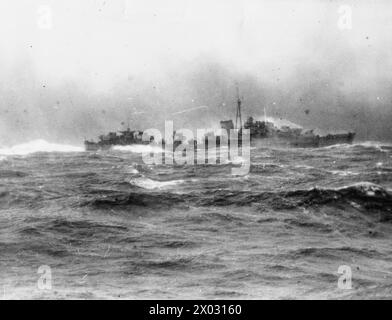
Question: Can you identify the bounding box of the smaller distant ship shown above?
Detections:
[84,128,149,151]
[84,127,181,151]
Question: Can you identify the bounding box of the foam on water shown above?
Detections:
[340,181,388,194]
[113,144,164,153]
[1,140,392,299]
[0,139,83,156]
[294,164,315,170]
[127,166,139,174]
[318,143,352,150]
[131,177,185,189]
[353,141,392,152]
[329,170,360,176]
[316,141,392,152]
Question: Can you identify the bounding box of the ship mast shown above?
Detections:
[235,86,243,130]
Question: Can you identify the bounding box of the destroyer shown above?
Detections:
[84,91,355,151]
[84,126,183,151]
[220,90,355,148]
[84,127,149,151]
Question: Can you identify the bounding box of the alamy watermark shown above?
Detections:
[140,121,250,176]
[337,5,352,30]
[37,5,53,30]
[337,265,352,290]
[37,265,52,291]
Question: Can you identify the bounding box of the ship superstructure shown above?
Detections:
[84,127,149,151]
[220,91,355,148]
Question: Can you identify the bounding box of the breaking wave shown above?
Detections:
[355,141,392,148]
[113,144,164,153]
[130,177,185,190]
[2,143,392,299]
[283,182,392,206]
[0,139,83,156]
[84,181,392,215]
[317,141,392,152]
[329,170,360,176]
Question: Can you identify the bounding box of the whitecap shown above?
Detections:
[113,145,164,154]
[226,156,247,165]
[338,182,388,195]
[353,141,392,152]
[128,167,139,174]
[0,139,83,156]
[294,164,315,170]
[130,177,184,189]
[318,143,351,150]
[329,170,360,176]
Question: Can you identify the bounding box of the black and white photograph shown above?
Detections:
[0,0,392,304]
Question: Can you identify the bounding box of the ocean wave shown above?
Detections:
[130,177,185,190]
[0,170,29,178]
[198,183,392,208]
[329,170,360,176]
[355,141,392,147]
[294,164,315,170]
[219,156,249,170]
[284,246,382,260]
[315,141,392,152]
[84,181,392,216]
[113,145,164,153]
[282,182,392,215]
[126,165,139,174]
[352,141,392,152]
[0,139,83,156]
[338,182,390,197]
[86,191,189,208]
[283,182,389,198]
[316,143,352,150]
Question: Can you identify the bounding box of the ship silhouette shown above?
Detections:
[84,128,150,151]
[84,90,355,151]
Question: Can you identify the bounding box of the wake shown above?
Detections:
[112,144,164,154]
[0,139,83,156]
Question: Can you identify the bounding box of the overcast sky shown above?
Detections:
[0,0,391,144]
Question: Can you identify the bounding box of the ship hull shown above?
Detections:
[84,142,130,151]
[84,140,158,151]
[250,133,355,148]
[290,133,355,148]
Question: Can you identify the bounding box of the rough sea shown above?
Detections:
[1,139,392,299]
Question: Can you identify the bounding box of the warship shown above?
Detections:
[84,126,184,151]
[219,90,355,148]
[84,128,151,151]
[84,91,355,151]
